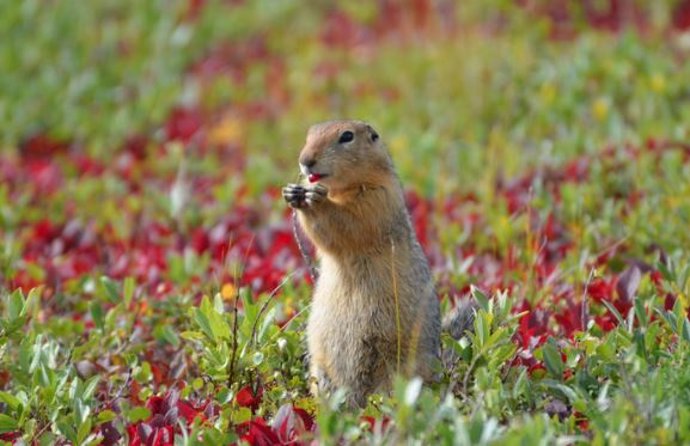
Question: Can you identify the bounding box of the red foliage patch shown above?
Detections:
[236,384,264,413]
[127,391,211,446]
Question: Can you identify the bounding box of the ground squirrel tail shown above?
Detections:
[442,298,478,340]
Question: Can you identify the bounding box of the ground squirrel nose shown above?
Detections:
[300,157,316,169]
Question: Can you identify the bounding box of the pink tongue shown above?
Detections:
[308,174,322,183]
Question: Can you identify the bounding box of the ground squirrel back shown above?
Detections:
[283,120,441,408]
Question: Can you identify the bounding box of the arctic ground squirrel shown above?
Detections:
[282,120,445,407]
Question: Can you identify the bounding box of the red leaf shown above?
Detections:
[0,431,21,442]
[292,407,314,432]
[616,265,641,303]
[150,426,174,446]
[123,134,150,160]
[595,314,617,332]
[177,399,208,424]
[20,133,69,158]
[165,107,204,143]
[236,385,263,412]
[25,158,64,194]
[271,404,313,443]
[146,396,168,416]
[99,421,122,446]
[672,0,690,30]
[360,415,391,433]
[587,278,614,303]
[238,418,280,446]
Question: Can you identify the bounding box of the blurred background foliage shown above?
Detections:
[3,0,689,195]
[2,1,690,443]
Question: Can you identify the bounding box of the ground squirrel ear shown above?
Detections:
[366,125,379,142]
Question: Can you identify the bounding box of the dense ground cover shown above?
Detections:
[1,1,690,444]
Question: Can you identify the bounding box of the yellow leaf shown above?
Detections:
[650,73,666,94]
[592,98,609,122]
[540,82,556,105]
[209,115,243,146]
[389,135,408,153]
[221,283,237,301]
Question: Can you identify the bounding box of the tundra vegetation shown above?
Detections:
[1,1,690,444]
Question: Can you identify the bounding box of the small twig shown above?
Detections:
[99,368,133,411]
[461,347,483,397]
[249,272,296,350]
[461,339,513,397]
[227,234,256,388]
[227,299,239,389]
[30,421,52,444]
[581,267,596,331]
[274,302,312,335]
[617,361,648,438]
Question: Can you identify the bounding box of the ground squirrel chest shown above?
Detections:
[282,120,441,408]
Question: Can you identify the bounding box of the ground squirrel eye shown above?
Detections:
[338,131,354,143]
[371,131,379,141]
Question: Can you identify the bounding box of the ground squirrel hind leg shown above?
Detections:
[345,339,389,408]
[310,365,336,399]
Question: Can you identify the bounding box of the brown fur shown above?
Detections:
[283,120,441,408]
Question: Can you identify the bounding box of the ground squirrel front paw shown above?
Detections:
[305,184,327,206]
[283,183,307,209]
[283,183,327,209]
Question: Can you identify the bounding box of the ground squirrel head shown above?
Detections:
[298,120,394,192]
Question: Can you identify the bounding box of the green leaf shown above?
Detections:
[56,418,77,443]
[474,313,487,349]
[99,276,120,303]
[657,260,674,282]
[217,387,233,405]
[134,361,152,383]
[213,293,225,314]
[0,414,18,434]
[97,410,117,424]
[8,289,24,320]
[192,377,204,390]
[674,299,686,336]
[0,391,22,411]
[633,297,647,328]
[683,318,690,343]
[154,324,181,348]
[657,306,677,332]
[77,418,92,445]
[601,300,625,326]
[252,351,264,366]
[82,375,100,401]
[200,296,230,340]
[74,398,91,425]
[26,286,42,317]
[542,342,564,380]
[193,308,215,341]
[234,407,253,423]
[89,300,105,331]
[126,406,151,423]
[180,330,205,341]
[542,380,580,403]
[512,368,528,400]
[123,276,135,308]
[471,285,490,312]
